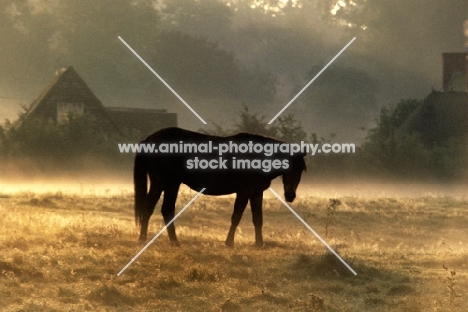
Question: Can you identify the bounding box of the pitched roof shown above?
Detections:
[23,66,120,133]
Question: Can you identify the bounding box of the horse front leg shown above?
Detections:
[225,194,249,247]
[161,184,181,246]
[250,192,264,247]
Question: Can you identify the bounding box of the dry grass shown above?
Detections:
[0,189,467,311]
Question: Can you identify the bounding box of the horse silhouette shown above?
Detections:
[134,127,306,247]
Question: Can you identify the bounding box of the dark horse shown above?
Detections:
[134,127,306,247]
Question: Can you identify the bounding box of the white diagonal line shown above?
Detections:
[268,188,357,275]
[268,37,356,124]
[118,36,207,125]
[117,188,206,276]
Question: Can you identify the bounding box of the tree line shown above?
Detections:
[1,100,467,180]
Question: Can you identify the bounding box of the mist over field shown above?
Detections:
[0,0,467,143]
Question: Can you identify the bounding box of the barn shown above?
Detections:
[22,66,177,137]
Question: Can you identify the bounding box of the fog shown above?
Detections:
[0,0,467,143]
[2,178,468,199]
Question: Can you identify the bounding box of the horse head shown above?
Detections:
[282,152,307,202]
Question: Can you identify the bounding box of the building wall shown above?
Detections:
[106,107,177,139]
[442,53,468,91]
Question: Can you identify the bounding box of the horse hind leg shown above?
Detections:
[139,182,162,242]
[225,194,249,247]
[250,192,264,247]
[160,184,181,246]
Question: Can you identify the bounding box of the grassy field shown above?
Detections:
[0,186,467,311]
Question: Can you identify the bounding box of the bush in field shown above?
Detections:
[360,133,430,178]
[200,105,309,143]
[359,99,422,175]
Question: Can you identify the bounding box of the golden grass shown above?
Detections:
[0,190,467,311]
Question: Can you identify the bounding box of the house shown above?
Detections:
[24,66,120,133]
[396,52,468,147]
[22,66,177,137]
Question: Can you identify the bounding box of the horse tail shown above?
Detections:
[134,151,148,227]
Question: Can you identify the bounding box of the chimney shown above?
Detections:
[442,52,468,92]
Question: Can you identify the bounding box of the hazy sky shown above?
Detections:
[0,0,467,143]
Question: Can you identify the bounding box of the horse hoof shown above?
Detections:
[255,242,264,248]
[171,241,181,247]
[225,240,234,248]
